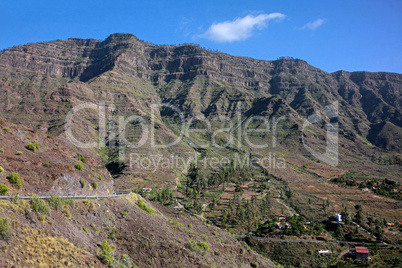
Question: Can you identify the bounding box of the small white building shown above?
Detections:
[333,213,342,222]
[318,250,331,254]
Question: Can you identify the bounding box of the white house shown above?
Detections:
[333,214,342,222]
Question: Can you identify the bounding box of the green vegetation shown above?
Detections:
[83,200,95,209]
[92,182,98,190]
[242,241,251,250]
[354,204,363,224]
[136,199,154,215]
[8,172,22,189]
[100,239,114,264]
[38,214,46,223]
[75,162,84,171]
[185,240,209,255]
[332,174,401,201]
[251,261,259,268]
[26,140,40,152]
[31,197,50,215]
[248,239,338,268]
[107,225,118,239]
[179,162,276,230]
[44,162,50,167]
[62,209,72,219]
[150,187,174,205]
[0,166,4,172]
[80,179,86,188]
[0,216,9,237]
[47,195,73,210]
[3,127,10,133]
[16,151,23,155]
[48,195,64,210]
[168,218,184,227]
[80,156,87,163]
[0,183,10,195]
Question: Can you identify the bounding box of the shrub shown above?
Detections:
[80,179,86,188]
[100,239,114,264]
[80,156,87,163]
[188,224,193,229]
[38,214,46,223]
[47,195,66,210]
[0,216,9,236]
[0,183,10,195]
[3,127,10,133]
[198,241,209,251]
[0,148,4,153]
[92,182,98,190]
[62,209,72,219]
[8,172,22,189]
[169,219,183,227]
[242,241,251,250]
[108,228,117,239]
[44,162,50,167]
[0,166,4,172]
[31,197,49,215]
[16,151,23,155]
[83,201,95,209]
[185,240,209,255]
[26,140,40,152]
[75,162,84,171]
[251,261,259,268]
[136,199,154,215]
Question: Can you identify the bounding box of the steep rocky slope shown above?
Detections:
[0,116,275,267]
[0,194,275,267]
[0,117,113,196]
[0,33,401,186]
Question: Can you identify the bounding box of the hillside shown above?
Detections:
[0,117,274,267]
[0,193,275,267]
[0,117,113,196]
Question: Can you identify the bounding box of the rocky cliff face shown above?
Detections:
[0,33,401,186]
[0,38,99,78]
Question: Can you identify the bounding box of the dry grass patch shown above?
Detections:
[6,226,93,267]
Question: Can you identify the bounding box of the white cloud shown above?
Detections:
[298,19,325,30]
[202,13,286,42]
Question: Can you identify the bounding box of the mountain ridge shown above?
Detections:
[0,33,401,180]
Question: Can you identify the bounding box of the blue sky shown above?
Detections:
[1,0,401,73]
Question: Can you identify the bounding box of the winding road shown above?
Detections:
[0,192,132,200]
[235,235,402,247]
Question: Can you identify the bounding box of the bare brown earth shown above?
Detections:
[0,117,113,196]
[269,160,402,222]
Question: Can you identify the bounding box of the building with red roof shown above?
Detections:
[355,246,369,261]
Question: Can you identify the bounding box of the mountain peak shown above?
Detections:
[103,33,141,44]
